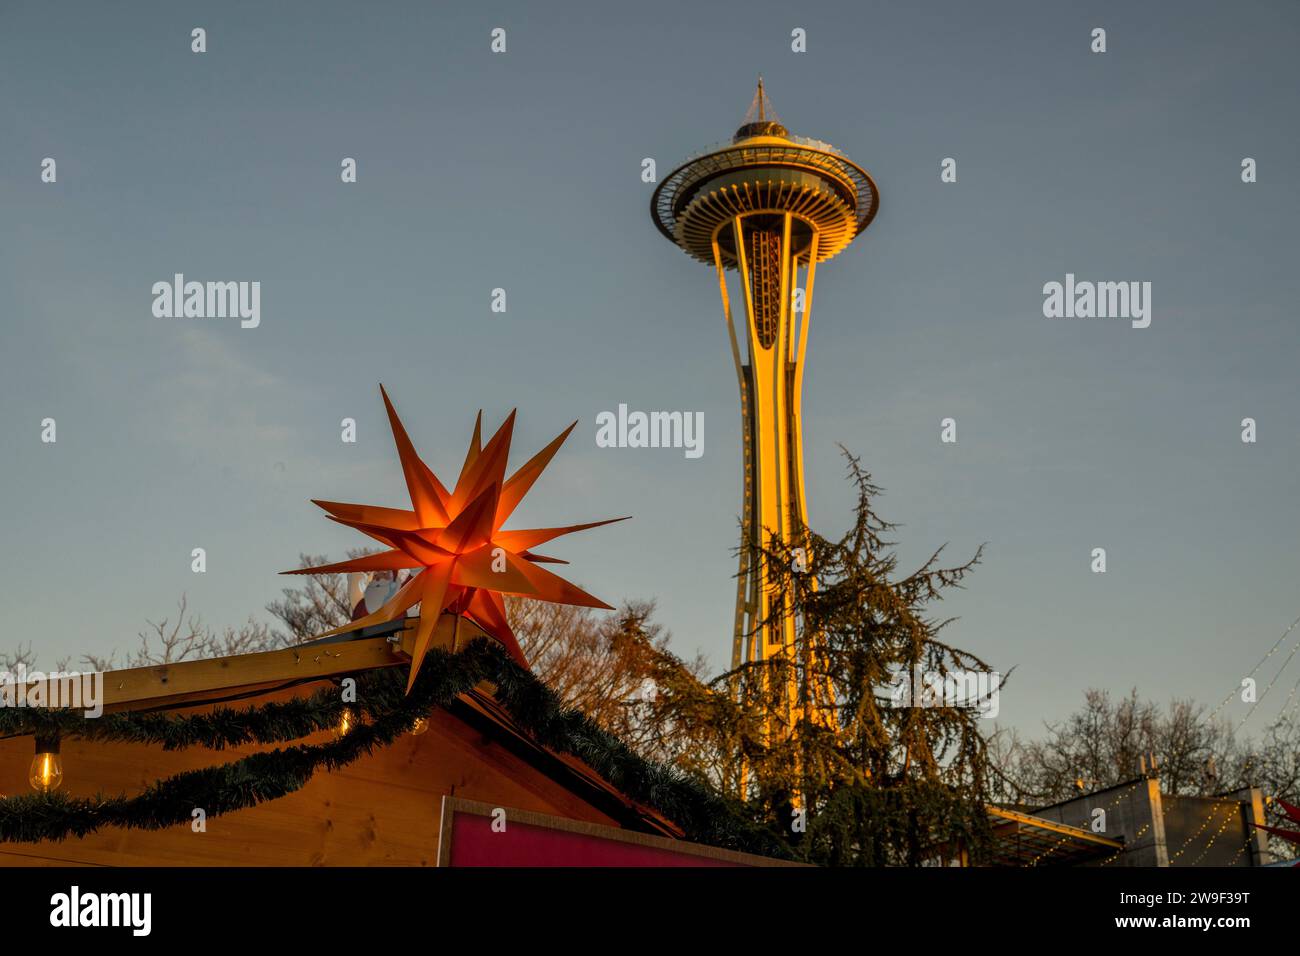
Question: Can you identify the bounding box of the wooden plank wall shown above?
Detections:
[0,684,621,866]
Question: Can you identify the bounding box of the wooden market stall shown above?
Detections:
[0,616,782,867]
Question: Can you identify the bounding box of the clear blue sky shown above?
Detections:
[2,0,1298,738]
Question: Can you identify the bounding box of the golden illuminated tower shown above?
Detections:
[650,80,879,726]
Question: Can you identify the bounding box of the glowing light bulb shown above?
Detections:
[335,707,355,738]
[30,738,63,793]
[409,716,429,736]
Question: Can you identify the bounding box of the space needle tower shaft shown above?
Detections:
[651,80,879,730]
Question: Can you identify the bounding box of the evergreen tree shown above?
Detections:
[617,452,997,865]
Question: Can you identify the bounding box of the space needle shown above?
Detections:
[650,80,879,729]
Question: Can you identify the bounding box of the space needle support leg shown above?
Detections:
[785,238,816,723]
[713,231,751,678]
[773,212,799,724]
[792,233,817,562]
[791,235,831,729]
[733,214,782,749]
[792,233,817,491]
[713,232,747,389]
[732,216,764,678]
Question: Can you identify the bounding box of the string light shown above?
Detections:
[1236,631,1300,730]
[1207,611,1300,725]
[1026,781,1143,866]
[409,716,429,736]
[1022,780,1145,867]
[334,707,355,739]
[29,736,63,793]
[1276,671,1300,723]
[1166,798,1236,863]
[1027,829,1076,866]
[1187,806,1239,866]
[1224,831,1259,865]
[1100,823,1150,866]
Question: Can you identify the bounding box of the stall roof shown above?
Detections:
[24,614,684,839]
[988,805,1123,866]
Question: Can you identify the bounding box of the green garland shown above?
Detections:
[0,683,350,749]
[0,639,789,858]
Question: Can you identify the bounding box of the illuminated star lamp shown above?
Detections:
[284,386,626,693]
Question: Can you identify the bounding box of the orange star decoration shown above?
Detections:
[284,386,626,692]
